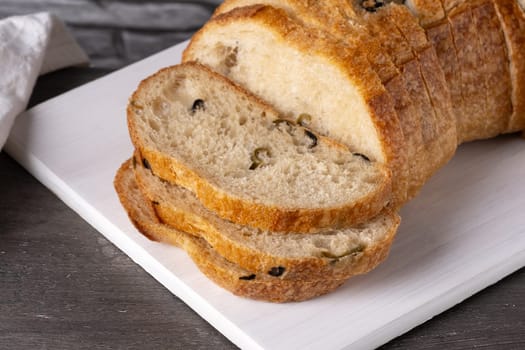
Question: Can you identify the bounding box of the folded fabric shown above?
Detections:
[0,12,89,149]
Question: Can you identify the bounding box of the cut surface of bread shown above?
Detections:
[114,160,348,302]
[183,5,409,207]
[128,62,392,233]
[133,151,400,280]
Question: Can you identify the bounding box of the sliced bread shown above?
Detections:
[405,0,446,26]
[133,151,400,280]
[471,0,512,138]
[128,62,392,233]
[114,159,348,302]
[445,2,492,141]
[380,3,457,177]
[182,5,409,207]
[330,1,456,196]
[212,0,425,202]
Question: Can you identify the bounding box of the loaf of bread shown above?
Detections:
[114,0,525,302]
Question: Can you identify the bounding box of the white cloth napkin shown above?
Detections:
[0,12,89,149]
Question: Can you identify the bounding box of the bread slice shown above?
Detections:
[423,17,463,142]
[133,151,400,280]
[492,0,525,133]
[410,0,512,142]
[212,0,421,203]
[445,2,491,142]
[470,0,512,138]
[114,159,348,302]
[381,3,457,177]
[128,62,392,233]
[182,5,409,207]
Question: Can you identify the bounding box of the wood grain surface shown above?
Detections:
[0,1,524,349]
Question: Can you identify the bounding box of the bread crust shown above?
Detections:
[133,152,400,280]
[492,0,525,132]
[349,2,456,197]
[114,160,348,302]
[405,0,446,26]
[424,18,463,142]
[446,3,489,142]
[471,0,513,137]
[385,4,457,190]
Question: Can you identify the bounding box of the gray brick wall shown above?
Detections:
[0,0,222,68]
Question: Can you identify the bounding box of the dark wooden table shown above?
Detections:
[1,2,524,349]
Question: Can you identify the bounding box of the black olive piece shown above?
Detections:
[191,99,205,113]
[268,266,285,277]
[304,130,318,149]
[273,118,295,135]
[142,158,151,170]
[353,152,370,162]
[239,274,256,280]
[152,200,160,206]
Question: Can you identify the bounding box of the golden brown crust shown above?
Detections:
[335,2,455,198]
[446,3,489,142]
[385,4,457,155]
[424,19,463,144]
[114,159,351,302]
[492,0,525,132]
[406,0,446,26]
[471,1,512,138]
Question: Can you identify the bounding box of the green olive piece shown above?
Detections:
[321,244,365,260]
[249,147,271,170]
[296,113,312,127]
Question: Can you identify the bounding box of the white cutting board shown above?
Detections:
[5,41,525,350]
